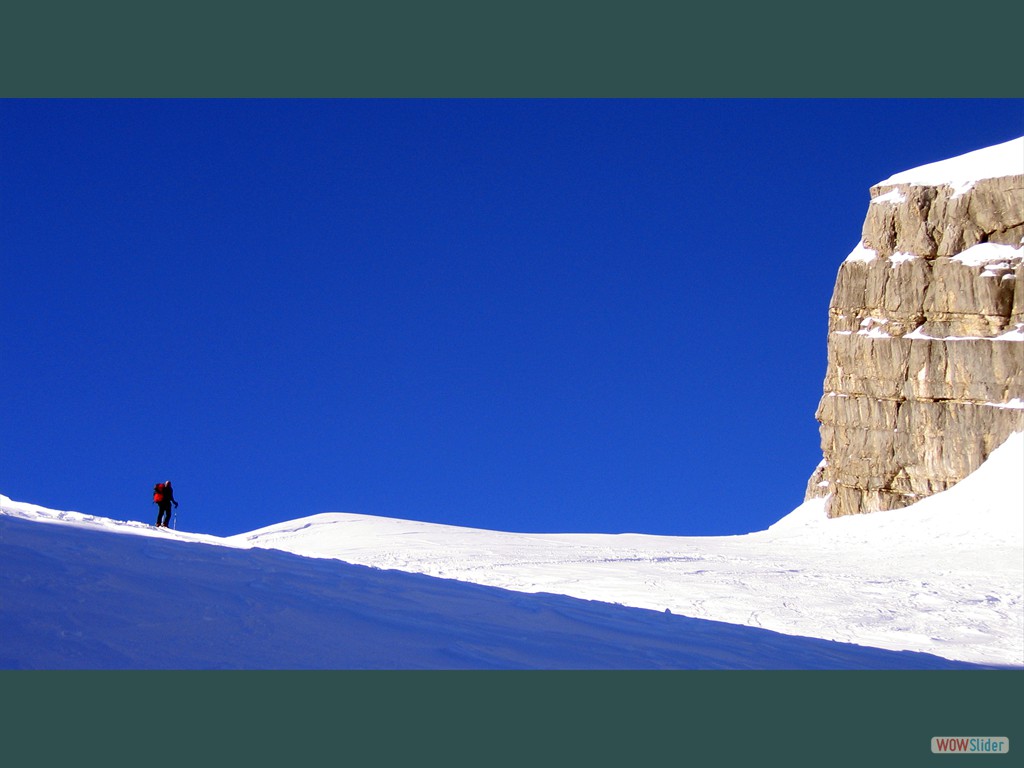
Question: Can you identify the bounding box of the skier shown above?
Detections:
[154,480,178,528]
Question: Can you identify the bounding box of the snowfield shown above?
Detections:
[2,433,1020,669]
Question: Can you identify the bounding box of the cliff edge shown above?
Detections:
[808,137,1024,517]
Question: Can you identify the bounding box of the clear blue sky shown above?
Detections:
[2,99,1021,537]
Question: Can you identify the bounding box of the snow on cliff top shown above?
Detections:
[876,136,1024,188]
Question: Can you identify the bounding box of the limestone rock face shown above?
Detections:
[809,138,1024,518]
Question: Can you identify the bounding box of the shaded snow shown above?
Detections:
[2,433,1021,669]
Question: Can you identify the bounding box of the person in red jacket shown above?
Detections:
[153,480,178,528]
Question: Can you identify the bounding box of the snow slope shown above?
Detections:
[229,431,1024,667]
[2,432,1020,669]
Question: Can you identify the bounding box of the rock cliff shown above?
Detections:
[808,137,1024,518]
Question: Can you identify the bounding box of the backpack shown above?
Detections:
[153,483,165,503]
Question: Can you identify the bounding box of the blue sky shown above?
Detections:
[2,99,1021,538]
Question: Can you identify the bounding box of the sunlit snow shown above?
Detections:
[844,242,878,263]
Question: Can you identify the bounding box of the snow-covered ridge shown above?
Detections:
[875,136,1024,188]
[0,496,237,548]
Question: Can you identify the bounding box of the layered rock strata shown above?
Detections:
[808,138,1024,517]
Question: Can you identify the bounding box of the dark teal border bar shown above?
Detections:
[4,670,1022,766]
[2,2,1023,95]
